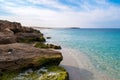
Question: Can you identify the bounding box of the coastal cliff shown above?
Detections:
[0,20,68,80]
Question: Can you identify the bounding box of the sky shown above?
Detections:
[0,0,120,28]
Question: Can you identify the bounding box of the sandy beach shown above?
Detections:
[41,29,118,80]
[60,48,114,80]
[60,48,93,80]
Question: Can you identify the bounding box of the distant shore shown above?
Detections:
[32,26,81,30]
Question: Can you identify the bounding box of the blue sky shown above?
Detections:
[0,0,120,28]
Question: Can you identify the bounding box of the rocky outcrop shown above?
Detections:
[38,66,69,80]
[15,33,45,43]
[0,20,69,80]
[34,42,61,49]
[0,66,69,80]
[0,20,62,71]
[0,43,63,71]
[0,20,40,33]
[0,28,16,44]
[0,20,45,44]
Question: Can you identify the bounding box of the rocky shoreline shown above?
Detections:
[0,20,69,80]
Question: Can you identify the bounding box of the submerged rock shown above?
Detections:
[46,36,51,39]
[0,43,63,71]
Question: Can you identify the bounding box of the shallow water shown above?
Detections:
[41,28,120,80]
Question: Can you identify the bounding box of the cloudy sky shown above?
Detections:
[0,0,120,28]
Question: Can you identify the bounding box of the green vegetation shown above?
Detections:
[20,72,39,80]
[39,66,69,80]
[33,56,62,67]
[18,36,46,43]
[0,71,19,80]
[34,42,61,49]
[39,36,46,42]
[34,42,48,49]
[0,66,68,80]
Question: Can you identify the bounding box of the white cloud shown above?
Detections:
[0,0,120,28]
[27,0,71,11]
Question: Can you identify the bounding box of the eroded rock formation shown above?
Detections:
[0,20,45,44]
[0,43,62,71]
[0,20,68,80]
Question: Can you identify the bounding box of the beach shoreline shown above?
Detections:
[40,29,118,80]
[60,48,115,80]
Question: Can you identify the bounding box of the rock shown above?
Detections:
[0,20,22,32]
[22,26,41,33]
[38,66,69,80]
[0,20,46,44]
[34,42,61,49]
[34,42,49,49]
[0,20,68,80]
[0,20,19,44]
[0,43,63,71]
[0,20,40,34]
[47,44,61,49]
[0,66,69,80]
[46,36,51,39]
[46,43,61,49]
[3,28,14,35]
[0,29,16,44]
[50,44,61,49]
[0,35,15,44]
[15,33,45,43]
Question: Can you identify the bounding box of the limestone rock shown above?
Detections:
[0,20,22,32]
[0,20,68,80]
[15,33,45,43]
[0,66,69,80]
[0,20,40,34]
[38,66,69,80]
[34,42,61,49]
[0,29,16,44]
[0,43,63,71]
[0,20,45,44]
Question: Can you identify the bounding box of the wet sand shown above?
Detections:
[60,48,114,80]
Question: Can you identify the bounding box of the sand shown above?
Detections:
[60,48,115,80]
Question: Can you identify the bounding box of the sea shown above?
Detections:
[41,28,120,80]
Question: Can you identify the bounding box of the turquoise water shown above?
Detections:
[41,28,120,80]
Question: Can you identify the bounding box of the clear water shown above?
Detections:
[41,28,120,80]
